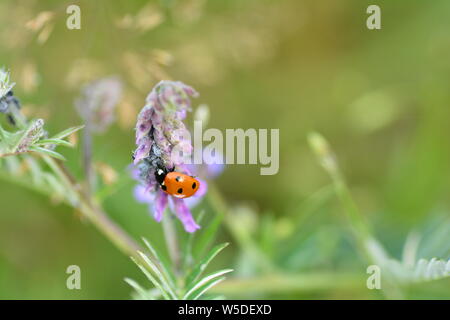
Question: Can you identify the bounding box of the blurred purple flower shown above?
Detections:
[75,76,123,133]
[132,81,205,233]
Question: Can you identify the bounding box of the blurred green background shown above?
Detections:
[0,0,449,299]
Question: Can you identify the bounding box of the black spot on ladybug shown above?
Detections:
[161,185,167,191]
[192,182,197,189]
[176,176,182,182]
[177,188,183,194]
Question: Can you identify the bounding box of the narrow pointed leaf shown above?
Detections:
[50,125,84,140]
[184,268,233,300]
[131,257,171,300]
[124,277,153,300]
[186,242,229,287]
[23,155,44,186]
[0,123,8,141]
[37,139,73,148]
[142,238,176,287]
[191,277,226,300]
[29,146,66,160]
[137,251,178,299]
[43,173,66,199]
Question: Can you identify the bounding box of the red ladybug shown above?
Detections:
[155,166,200,199]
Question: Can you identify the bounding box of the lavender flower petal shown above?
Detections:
[154,190,168,222]
[134,185,154,204]
[206,162,225,178]
[171,197,200,233]
[133,136,153,164]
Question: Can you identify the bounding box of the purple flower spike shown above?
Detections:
[133,135,153,164]
[132,80,204,232]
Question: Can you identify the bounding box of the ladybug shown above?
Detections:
[155,165,200,199]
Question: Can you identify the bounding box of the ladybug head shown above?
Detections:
[154,165,168,185]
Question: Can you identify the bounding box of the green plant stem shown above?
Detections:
[329,170,372,260]
[0,151,29,158]
[162,212,181,275]
[82,119,95,196]
[3,104,155,267]
[308,132,404,299]
[83,201,143,256]
[46,157,144,258]
[329,172,404,299]
[0,148,151,265]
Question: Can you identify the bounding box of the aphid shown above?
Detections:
[155,165,200,199]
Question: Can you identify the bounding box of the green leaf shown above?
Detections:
[37,139,73,148]
[130,257,171,300]
[0,123,8,141]
[124,278,153,300]
[184,268,233,300]
[50,125,84,140]
[42,172,67,199]
[141,238,177,288]
[4,155,21,173]
[23,156,44,186]
[186,242,229,288]
[137,251,178,299]
[29,146,66,161]
[190,277,226,300]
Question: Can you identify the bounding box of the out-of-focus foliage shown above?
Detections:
[0,0,449,299]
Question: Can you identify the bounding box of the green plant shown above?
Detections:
[0,69,232,300]
[308,131,449,298]
[126,237,231,300]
